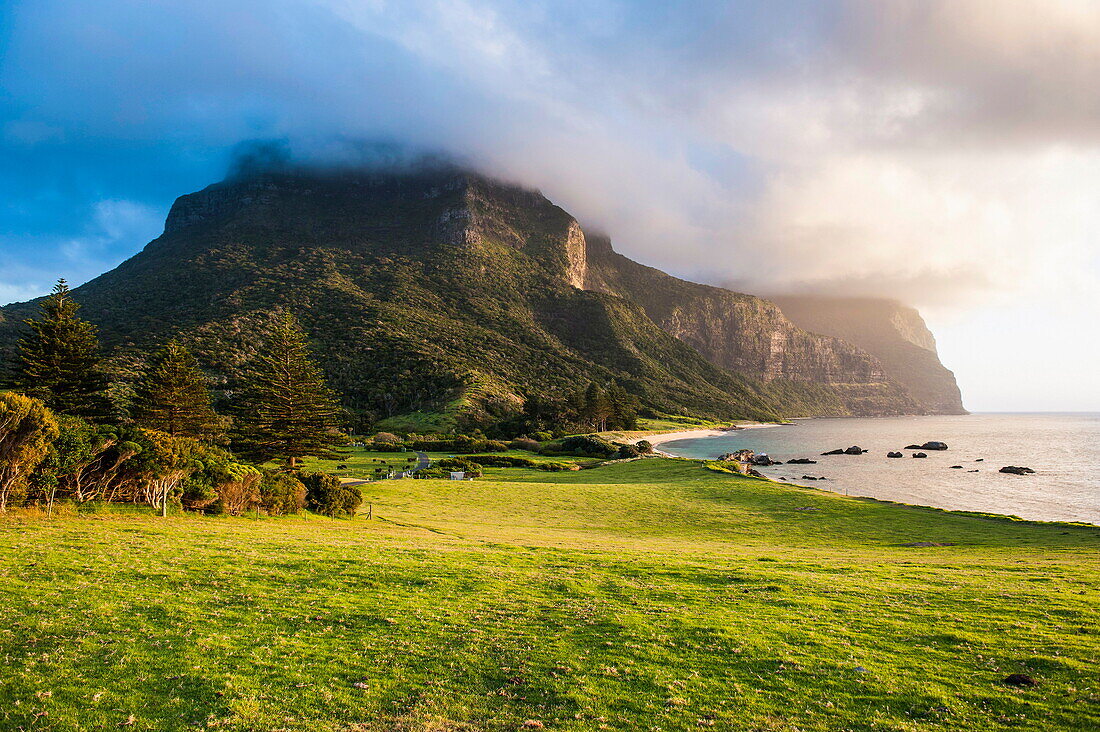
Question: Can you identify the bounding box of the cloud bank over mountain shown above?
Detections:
[1,0,1097,408]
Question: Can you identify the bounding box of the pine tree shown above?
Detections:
[583,382,612,432]
[11,280,110,419]
[131,340,221,440]
[606,381,639,430]
[233,312,347,467]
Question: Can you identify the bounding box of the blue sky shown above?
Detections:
[1,0,1097,410]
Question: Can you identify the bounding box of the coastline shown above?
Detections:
[644,422,780,456]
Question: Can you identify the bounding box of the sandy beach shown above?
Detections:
[644,423,780,455]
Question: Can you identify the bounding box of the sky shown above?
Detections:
[0,0,1097,411]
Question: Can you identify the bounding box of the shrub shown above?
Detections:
[617,444,641,459]
[532,431,553,442]
[300,471,362,517]
[635,440,653,454]
[213,467,262,516]
[508,437,540,452]
[412,435,507,454]
[435,457,484,477]
[259,471,307,515]
[554,434,618,459]
[415,466,448,478]
[537,461,576,472]
[371,432,400,444]
[464,454,537,468]
[0,392,59,512]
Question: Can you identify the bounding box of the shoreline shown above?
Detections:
[645,422,780,456]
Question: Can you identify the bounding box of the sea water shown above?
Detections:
[658,413,1100,525]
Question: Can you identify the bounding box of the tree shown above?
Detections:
[606,381,639,430]
[300,471,361,517]
[29,415,110,515]
[0,392,60,512]
[10,280,110,419]
[232,312,347,467]
[131,429,200,517]
[582,382,612,432]
[131,340,221,440]
[258,471,307,515]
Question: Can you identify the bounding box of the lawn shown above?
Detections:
[1,458,1097,731]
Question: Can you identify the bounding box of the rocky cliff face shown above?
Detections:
[767,296,967,415]
[582,235,931,415]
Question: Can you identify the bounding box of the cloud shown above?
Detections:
[0,0,1097,314]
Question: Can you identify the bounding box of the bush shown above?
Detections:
[0,392,60,512]
[553,434,618,459]
[532,431,553,442]
[635,440,653,454]
[464,454,537,468]
[508,437,541,452]
[372,432,401,445]
[537,461,576,472]
[617,444,641,459]
[174,444,262,515]
[300,471,362,517]
[259,471,307,515]
[435,457,484,477]
[212,467,262,516]
[411,435,508,454]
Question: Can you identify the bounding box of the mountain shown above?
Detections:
[583,237,965,415]
[766,296,966,414]
[0,166,963,429]
[583,236,923,416]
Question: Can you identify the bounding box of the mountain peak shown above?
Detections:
[0,169,964,428]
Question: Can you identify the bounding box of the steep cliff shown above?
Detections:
[582,235,924,415]
[768,296,967,414]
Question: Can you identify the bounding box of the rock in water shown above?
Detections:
[787,458,817,464]
[887,451,903,458]
[949,465,963,469]
[844,446,865,455]
[821,448,845,456]
[904,444,923,450]
[999,466,1035,475]
[912,452,928,458]
[921,441,949,450]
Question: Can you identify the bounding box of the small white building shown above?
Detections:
[449,471,466,480]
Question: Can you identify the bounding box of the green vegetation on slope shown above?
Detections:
[1,459,1096,731]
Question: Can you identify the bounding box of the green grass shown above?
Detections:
[634,414,741,433]
[1,458,1097,731]
[294,448,425,481]
[295,447,595,482]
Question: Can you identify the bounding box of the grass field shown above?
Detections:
[297,447,597,483]
[1,458,1097,731]
[295,449,426,481]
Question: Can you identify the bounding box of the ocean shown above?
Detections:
[657,413,1100,525]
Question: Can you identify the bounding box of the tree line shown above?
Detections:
[0,281,354,516]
